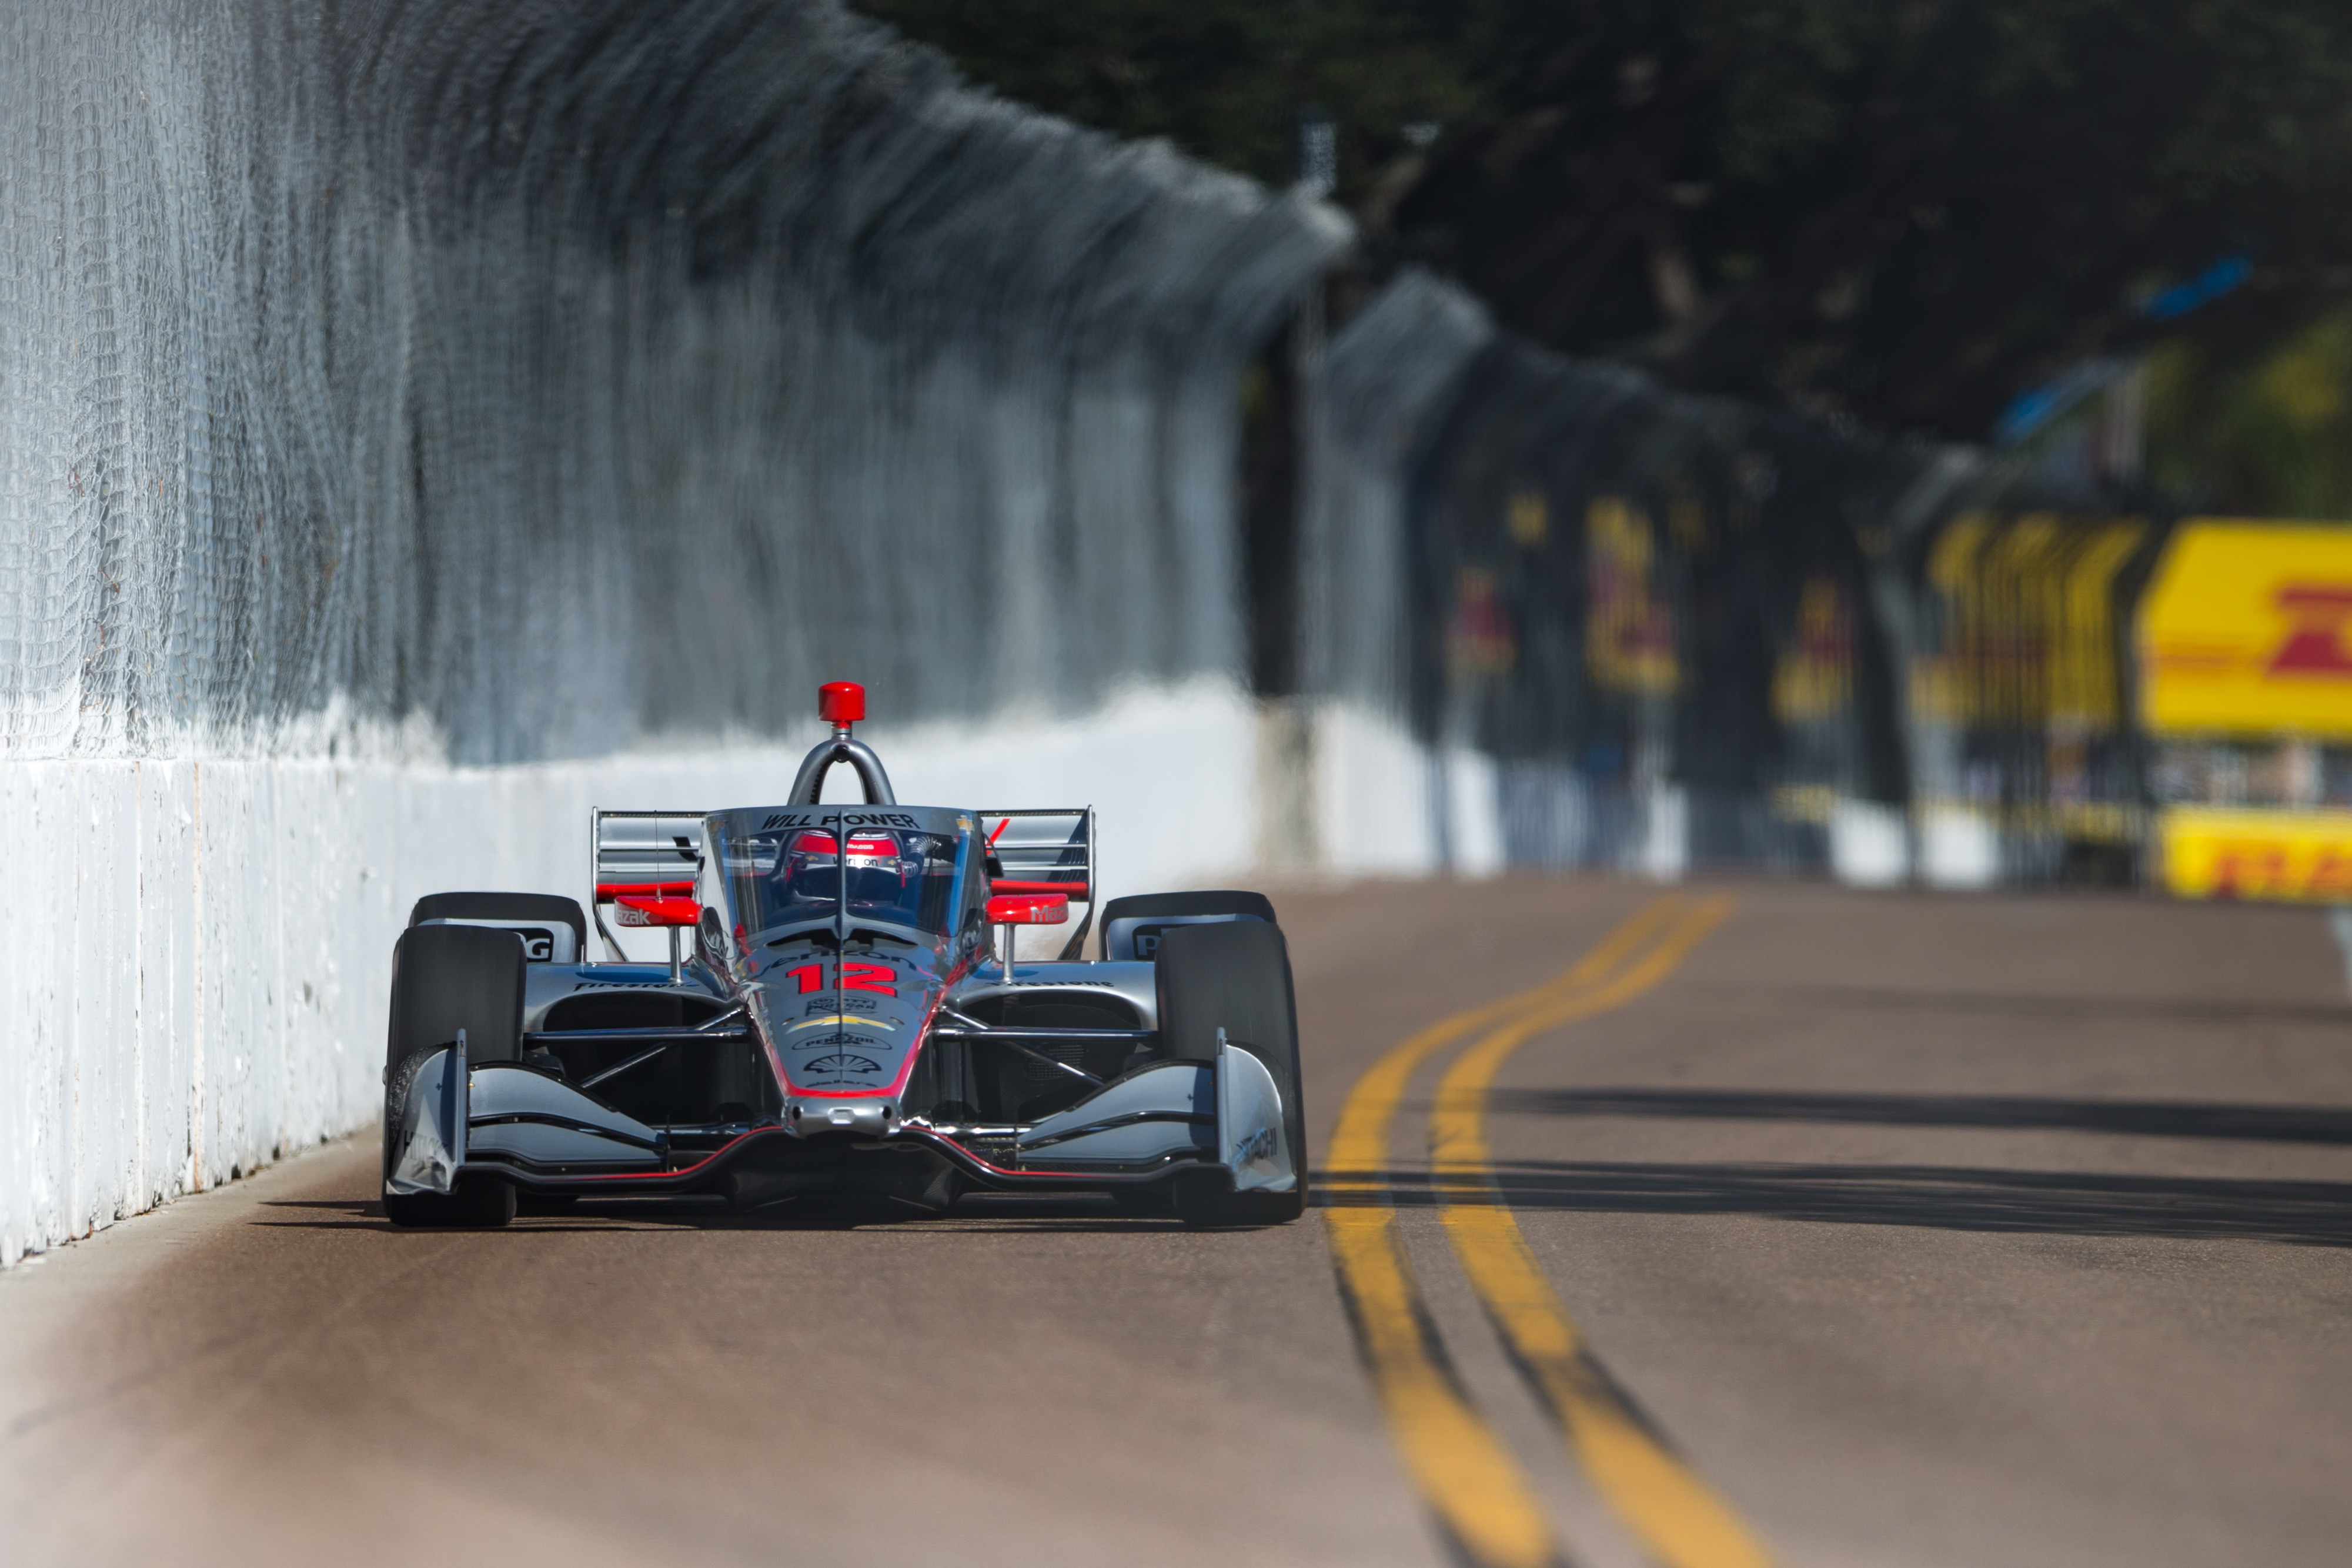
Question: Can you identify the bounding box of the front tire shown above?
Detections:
[385,1175,519,1229]
[382,922,527,1229]
[1108,1183,1175,1216]
[1154,920,1308,1225]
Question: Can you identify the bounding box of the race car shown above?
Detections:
[380,681,1305,1228]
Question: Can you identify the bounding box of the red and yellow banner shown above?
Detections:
[2160,805,2352,901]
[2139,521,2352,738]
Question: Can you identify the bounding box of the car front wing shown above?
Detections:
[383,1032,1295,1201]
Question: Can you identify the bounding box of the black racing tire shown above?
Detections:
[1108,1183,1175,1216]
[409,891,588,964]
[1100,890,1275,962]
[382,922,527,1229]
[1100,889,1277,924]
[385,1175,519,1229]
[1153,920,1308,1225]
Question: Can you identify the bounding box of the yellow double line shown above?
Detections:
[1324,894,1771,1568]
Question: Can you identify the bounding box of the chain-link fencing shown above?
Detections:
[1307,270,1963,880]
[1,0,1345,767]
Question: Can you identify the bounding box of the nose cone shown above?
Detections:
[762,945,938,1100]
[781,994,924,1090]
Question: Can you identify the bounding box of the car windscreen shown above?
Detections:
[713,824,965,941]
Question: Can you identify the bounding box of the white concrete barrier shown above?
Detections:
[1830,798,1912,887]
[0,681,2042,1266]
[1920,804,2002,889]
[1309,703,1443,877]
[0,684,1258,1265]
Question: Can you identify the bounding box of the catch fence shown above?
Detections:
[0,0,1344,768]
[1308,272,1952,881]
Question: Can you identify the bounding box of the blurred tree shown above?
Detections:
[860,0,2352,446]
[2146,305,2352,517]
[853,0,1474,199]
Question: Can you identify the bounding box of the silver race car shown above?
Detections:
[380,681,1305,1228]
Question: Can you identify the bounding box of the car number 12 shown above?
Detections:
[780,961,898,997]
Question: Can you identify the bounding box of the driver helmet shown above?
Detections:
[784,829,910,907]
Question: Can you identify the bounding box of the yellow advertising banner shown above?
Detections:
[2139,520,2352,737]
[2159,805,2352,901]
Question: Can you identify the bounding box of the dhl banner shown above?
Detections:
[2160,805,2352,901]
[2139,520,2352,737]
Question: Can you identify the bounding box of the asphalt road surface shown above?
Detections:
[5,878,2350,1567]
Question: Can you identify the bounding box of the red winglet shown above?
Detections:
[613,895,700,928]
[597,881,695,902]
[987,892,1070,925]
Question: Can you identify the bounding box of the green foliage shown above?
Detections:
[854,0,1474,198]
[2147,309,2352,519]
[861,0,2352,463]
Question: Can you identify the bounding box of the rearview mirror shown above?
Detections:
[986,892,1070,926]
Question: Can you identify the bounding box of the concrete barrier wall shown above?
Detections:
[0,665,1711,1264]
[0,684,1261,1265]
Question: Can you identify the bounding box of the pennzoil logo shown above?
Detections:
[790,1031,887,1052]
